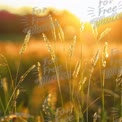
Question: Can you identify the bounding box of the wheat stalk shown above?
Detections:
[42,33,63,106]
[55,19,65,42]
[42,33,55,62]
[72,60,81,79]
[19,30,31,55]
[11,89,20,114]
[101,42,109,122]
[1,78,8,93]
[86,49,100,122]
[12,64,35,114]
[5,64,36,114]
[0,54,14,92]
[42,94,55,121]
[102,42,108,68]
[0,54,7,66]
[79,77,87,92]
[69,36,76,58]
[16,30,31,89]
[98,28,111,42]
[19,65,36,83]
[68,36,77,101]
[37,62,42,86]
[91,24,98,39]
[116,73,122,118]
[49,15,56,42]
[92,49,100,67]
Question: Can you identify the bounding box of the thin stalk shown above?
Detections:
[79,21,84,109]
[73,103,80,122]
[69,57,73,101]
[53,61,63,106]
[120,84,122,117]
[69,36,76,101]
[71,78,75,102]
[86,74,92,122]
[6,56,22,114]
[52,43,63,106]
[60,39,70,100]
[77,94,85,122]
[15,56,22,86]
[60,39,70,99]
[81,87,84,119]
[0,97,5,116]
[98,54,106,122]
[101,70,105,122]
[7,63,14,91]
[5,82,20,114]
[64,48,70,80]
[65,55,70,99]
[79,23,84,122]
[12,56,22,114]
[83,96,101,114]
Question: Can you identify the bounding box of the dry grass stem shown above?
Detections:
[19,65,36,83]
[98,28,111,41]
[19,30,31,55]
[42,33,55,62]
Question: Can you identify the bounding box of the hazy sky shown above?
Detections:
[0,0,99,21]
[0,0,122,22]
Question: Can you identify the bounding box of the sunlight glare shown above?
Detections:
[0,0,121,22]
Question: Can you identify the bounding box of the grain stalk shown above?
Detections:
[4,30,31,115]
[5,65,36,114]
[16,29,31,84]
[54,19,69,79]
[0,54,14,91]
[55,19,70,99]
[37,62,42,86]
[101,42,108,122]
[68,36,76,101]
[13,30,31,114]
[42,33,63,106]
[78,22,85,122]
[86,49,100,122]
[116,73,122,118]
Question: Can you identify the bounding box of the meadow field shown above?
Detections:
[0,8,122,122]
[0,30,122,122]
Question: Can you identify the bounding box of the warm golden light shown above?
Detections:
[0,0,94,22]
[0,0,122,22]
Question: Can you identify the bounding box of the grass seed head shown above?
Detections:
[98,28,111,41]
[73,60,81,78]
[102,42,109,67]
[0,54,7,66]
[42,33,56,62]
[116,73,122,88]
[19,65,36,83]
[49,15,56,42]
[92,24,98,38]
[37,62,42,85]
[69,36,76,57]
[1,77,8,93]
[55,19,65,41]
[92,49,100,67]
[19,30,31,55]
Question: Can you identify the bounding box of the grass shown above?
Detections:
[0,15,122,122]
